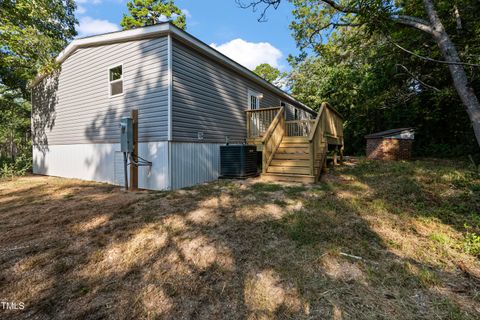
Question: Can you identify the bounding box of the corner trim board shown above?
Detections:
[167,34,173,141]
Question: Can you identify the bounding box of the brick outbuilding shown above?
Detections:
[365,128,415,160]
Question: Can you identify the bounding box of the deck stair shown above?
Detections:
[246,102,343,183]
[263,137,316,183]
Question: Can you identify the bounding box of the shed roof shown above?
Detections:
[365,128,415,139]
[31,22,317,115]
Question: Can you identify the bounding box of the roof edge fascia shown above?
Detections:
[30,23,317,115]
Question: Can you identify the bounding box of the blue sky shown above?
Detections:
[75,0,301,71]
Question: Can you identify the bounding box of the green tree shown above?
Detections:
[254,63,281,82]
[121,0,186,30]
[0,0,77,94]
[288,26,477,157]
[0,0,77,175]
[253,63,287,87]
[240,0,480,149]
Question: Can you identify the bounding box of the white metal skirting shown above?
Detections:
[170,142,221,190]
[33,142,169,190]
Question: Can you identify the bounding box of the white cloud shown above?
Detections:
[181,8,192,18]
[158,14,170,22]
[77,16,120,37]
[210,39,283,70]
[76,5,87,15]
[76,0,102,4]
[75,0,103,15]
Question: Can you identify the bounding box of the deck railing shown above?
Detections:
[323,106,344,138]
[308,102,344,180]
[285,120,316,137]
[246,107,281,138]
[261,107,285,173]
[308,103,327,179]
[246,103,343,179]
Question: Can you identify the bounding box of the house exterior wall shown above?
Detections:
[32,37,171,190]
[169,142,221,189]
[366,138,412,160]
[31,30,317,191]
[32,36,170,146]
[171,39,313,143]
[33,142,169,190]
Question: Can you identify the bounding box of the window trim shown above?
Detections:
[108,64,124,97]
[247,89,262,109]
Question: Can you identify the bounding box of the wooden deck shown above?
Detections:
[246,103,344,183]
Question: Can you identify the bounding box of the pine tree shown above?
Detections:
[121,0,186,30]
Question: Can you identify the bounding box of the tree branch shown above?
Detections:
[322,0,359,14]
[453,5,462,30]
[390,39,480,67]
[391,15,434,35]
[395,64,440,92]
[235,0,281,22]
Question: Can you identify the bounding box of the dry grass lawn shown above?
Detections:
[1,158,479,319]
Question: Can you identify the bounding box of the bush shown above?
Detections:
[0,153,32,178]
[463,224,480,257]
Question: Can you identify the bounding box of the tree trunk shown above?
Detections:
[423,0,480,147]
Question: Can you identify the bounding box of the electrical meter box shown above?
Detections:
[120,117,133,153]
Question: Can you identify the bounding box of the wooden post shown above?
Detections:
[322,143,328,174]
[309,142,315,176]
[340,138,344,163]
[333,147,338,167]
[246,112,251,139]
[130,109,138,191]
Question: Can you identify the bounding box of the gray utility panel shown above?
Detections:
[120,117,133,153]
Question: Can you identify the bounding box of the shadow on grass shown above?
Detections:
[0,161,479,319]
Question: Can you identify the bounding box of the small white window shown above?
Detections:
[109,65,123,96]
[248,89,262,109]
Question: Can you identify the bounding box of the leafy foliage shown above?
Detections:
[241,0,480,156]
[0,86,32,178]
[463,224,480,257]
[121,0,186,30]
[254,63,280,82]
[0,0,76,176]
[0,0,77,94]
[285,1,480,156]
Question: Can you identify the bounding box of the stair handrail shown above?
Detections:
[308,102,329,179]
[245,107,282,139]
[308,103,326,143]
[261,107,284,143]
[261,107,285,173]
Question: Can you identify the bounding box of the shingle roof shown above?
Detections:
[365,128,415,139]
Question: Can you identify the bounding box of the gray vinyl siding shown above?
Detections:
[32,36,169,146]
[171,40,308,143]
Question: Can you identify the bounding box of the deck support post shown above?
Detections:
[322,143,328,174]
[309,142,315,176]
[339,138,344,163]
[262,152,267,174]
[333,147,338,167]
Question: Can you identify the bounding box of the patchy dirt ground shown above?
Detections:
[1,158,479,319]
